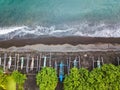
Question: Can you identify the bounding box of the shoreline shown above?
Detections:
[0,36,120,52]
[0,36,120,48]
[0,43,120,52]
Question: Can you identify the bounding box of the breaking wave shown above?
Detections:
[0,0,120,38]
[0,22,120,39]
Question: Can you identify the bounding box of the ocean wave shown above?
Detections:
[0,22,120,39]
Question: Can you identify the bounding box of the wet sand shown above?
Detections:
[0,36,120,52]
[0,36,120,48]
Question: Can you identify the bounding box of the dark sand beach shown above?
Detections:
[0,36,120,48]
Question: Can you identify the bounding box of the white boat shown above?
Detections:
[8,56,12,69]
[21,57,24,70]
[0,57,1,66]
[30,57,34,70]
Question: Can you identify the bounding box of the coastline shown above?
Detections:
[0,36,120,48]
[0,36,120,52]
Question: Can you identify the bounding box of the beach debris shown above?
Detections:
[84,54,88,57]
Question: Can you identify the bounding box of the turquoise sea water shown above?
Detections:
[0,0,120,26]
[0,0,120,37]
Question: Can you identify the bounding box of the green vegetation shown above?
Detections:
[64,68,80,90]
[64,68,89,90]
[0,68,7,90]
[11,70,27,90]
[78,68,89,90]
[0,74,16,90]
[1,64,120,90]
[6,76,16,90]
[36,67,58,90]
[0,68,16,90]
[64,64,120,90]
[0,69,27,90]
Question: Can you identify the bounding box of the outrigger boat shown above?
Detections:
[8,56,12,69]
[0,57,1,66]
[21,57,24,70]
[30,57,34,70]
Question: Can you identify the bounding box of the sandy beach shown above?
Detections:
[0,36,120,52]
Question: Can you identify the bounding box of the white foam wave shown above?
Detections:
[74,29,120,37]
[92,29,120,37]
[0,26,27,35]
[0,22,120,40]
